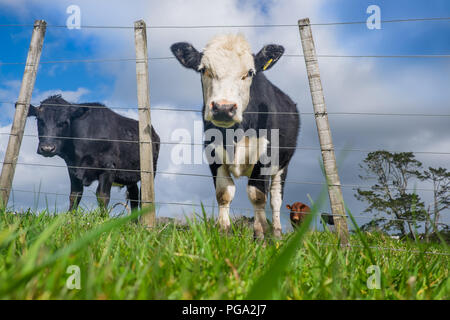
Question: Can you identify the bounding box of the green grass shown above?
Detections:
[0,207,448,300]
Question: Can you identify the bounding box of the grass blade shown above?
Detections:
[246,190,326,299]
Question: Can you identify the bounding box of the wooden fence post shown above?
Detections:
[298,18,349,245]
[0,20,47,209]
[134,19,156,227]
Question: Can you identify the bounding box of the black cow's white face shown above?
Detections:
[171,34,284,128]
[199,35,255,128]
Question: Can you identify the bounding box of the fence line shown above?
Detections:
[4,188,450,256]
[1,17,449,248]
[313,242,450,256]
[4,187,448,225]
[1,132,449,155]
[1,16,449,29]
[2,101,450,118]
[0,160,440,192]
[1,54,450,66]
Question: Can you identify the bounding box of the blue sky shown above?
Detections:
[0,0,449,231]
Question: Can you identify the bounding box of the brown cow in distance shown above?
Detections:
[286,202,310,229]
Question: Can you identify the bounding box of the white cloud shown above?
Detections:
[32,87,90,104]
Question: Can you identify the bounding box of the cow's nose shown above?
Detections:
[39,145,56,153]
[211,101,237,120]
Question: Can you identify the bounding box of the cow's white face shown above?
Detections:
[171,34,285,128]
[199,35,255,128]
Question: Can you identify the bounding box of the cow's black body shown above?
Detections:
[204,72,299,199]
[27,95,160,211]
[171,38,300,239]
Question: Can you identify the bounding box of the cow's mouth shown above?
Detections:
[211,119,237,128]
[38,144,57,157]
[37,150,57,157]
[207,101,240,128]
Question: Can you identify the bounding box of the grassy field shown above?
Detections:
[0,206,448,300]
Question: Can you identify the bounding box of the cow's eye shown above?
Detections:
[201,68,212,78]
[242,69,255,80]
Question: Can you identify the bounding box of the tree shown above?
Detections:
[355,151,427,238]
[418,167,450,240]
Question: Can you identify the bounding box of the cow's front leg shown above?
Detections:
[68,169,83,211]
[126,183,140,211]
[248,166,270,240]
[214,165,235,233]
[270,168,286,239]
[96,172,114,213]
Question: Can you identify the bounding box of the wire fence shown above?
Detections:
[1,16,449,29]
[0,17,449,65]
[5,186,450,256]
[3,186,441,224]
[312,242,450,256]
[1,131,450,155]
[2,101,450,118]
[0,160,443,193]
[0,15,449,250]
[2,54,450,66]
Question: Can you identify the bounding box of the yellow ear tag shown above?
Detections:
[263,58,273,71]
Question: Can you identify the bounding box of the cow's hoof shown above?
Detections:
[98,207,109,218]
[219,225,231,236]
[253,236,268,247]
[253,230,265,242]
[273,228,282,240]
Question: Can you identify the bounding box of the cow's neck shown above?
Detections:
[201,73,275,177]
[59,142,76,165]
[203,120,269,178]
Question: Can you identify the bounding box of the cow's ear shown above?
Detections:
[255,44,284,72]
[71,106,88,119]
[286,204,291,210]
[170,42,202,71]
[26,104,39,117]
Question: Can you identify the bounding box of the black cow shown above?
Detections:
[26,95,160,211]
[171,34,300,239]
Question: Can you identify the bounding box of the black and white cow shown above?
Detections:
[171,34,300,239]
[26,95,160,211]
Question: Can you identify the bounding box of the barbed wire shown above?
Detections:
[1,54,450,66]
[5,188,450,257]
[0,19,448,259]
[4,187,448,225]
[2,100,450,118]
[153,107,450,118]
[1,131,449,156]
[1,16,448,248]
[313,242,449,256]
[0,160,439,192]
[1,16,449,29]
